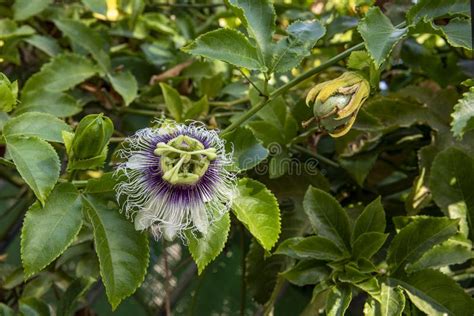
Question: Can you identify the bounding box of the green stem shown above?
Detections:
[221,21,409,135]
[239,68,266,97]
[110,137,126,143]
[221,42,365,134]
[0,157,15,169]
[68,170,78,182]
[292,145,340,168]
[209,97,249,107]
[58,179,88,187]
[119,107,159,116]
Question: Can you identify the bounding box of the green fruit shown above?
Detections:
[313,94,351,118]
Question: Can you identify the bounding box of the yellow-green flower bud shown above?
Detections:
[0,73,18,113]
[306,71,370,137]
[72,114,114,160]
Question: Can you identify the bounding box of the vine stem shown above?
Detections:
[221,21,408,135]
[221,42,364,135]
[292,145,340,168]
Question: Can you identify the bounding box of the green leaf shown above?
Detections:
[289,236,347,261]
[393,269,474,315]
[248,94,298,146]
[17,91,82,117]
[357,7,407,68]
[24,35,61,57]
[303,187,351,251]
[326,284,352,316]
[339,152,378,187]
[0,73,18,113]
[182,28,262,70]
[21,53,97,96]
[185,212,230,274]
[364,282,405,316]
[386,217,459,274]
[430,147,474,241]
[6,136,60,204]
[82,195,149,310]
[436,17,472,50]
[270,20,326,73]
[159,82,183,122]
[21,183,82,278]
[451,88,474,138]
[281,259,330,286]
[108,71,138,106]
[227,0,275,64]
[407,0,470,24]
[406,234,472,273]
[0,303,15,316]
[352,232,388,260]
[54,19,110,71]
[13,0,52,21]
[3,112,72,143]
[352,197,386,243]
[232,178,281,251]
[347,51,374,71]
[84,172,118,194]
[223,127,268,170]
[183,95,209,120]
[245,240,286,304]
[246,200,311,304]
[0,19,35,40]
[57,277,95,316]
[274,237,305,258]
[19,297,50,316]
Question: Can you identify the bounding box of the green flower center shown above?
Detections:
[154,135,217,185]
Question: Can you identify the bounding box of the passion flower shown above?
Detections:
[306,71,370,137]
[115,120,236,241]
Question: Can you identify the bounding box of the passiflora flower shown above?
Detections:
[115,120,237,241]
[306,71,370,137]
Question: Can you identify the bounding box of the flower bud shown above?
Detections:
[72,114,114,160]
[0,73,18,113]
[306,71,370,137]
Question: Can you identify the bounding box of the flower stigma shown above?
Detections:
[154,135,217,185]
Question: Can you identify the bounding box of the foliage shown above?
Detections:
[0,0,473,315]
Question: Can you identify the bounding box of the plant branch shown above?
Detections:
[152,2,225,9]
[239,68,267,97]
[119,108,159,117]
[209,97,249,108]
[292,145,340,168]
[221,22,408,135]
[221,43,364,134]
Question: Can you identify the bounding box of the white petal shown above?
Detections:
[192,204,209,235]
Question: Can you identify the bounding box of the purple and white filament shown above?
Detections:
[115,121,237,240]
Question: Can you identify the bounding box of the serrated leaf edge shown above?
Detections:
[82,196,150,310]
[5,135,60,205]
[233,178,282,251]
[357,7,408,68]
[188,212,231,275]
[20,186,83,279]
